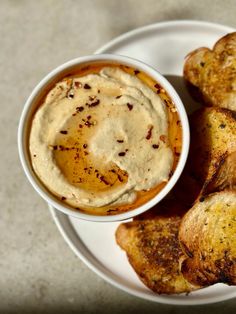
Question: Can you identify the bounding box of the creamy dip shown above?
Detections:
[29,67,174,209]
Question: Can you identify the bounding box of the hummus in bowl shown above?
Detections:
[18,54,189,221]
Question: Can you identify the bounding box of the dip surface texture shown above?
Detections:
[29,67,174,209]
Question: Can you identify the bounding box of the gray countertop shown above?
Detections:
[1,0,236,313]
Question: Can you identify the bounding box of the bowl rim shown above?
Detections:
[18,53,190,222]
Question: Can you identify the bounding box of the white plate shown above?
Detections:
[50,21,236,305]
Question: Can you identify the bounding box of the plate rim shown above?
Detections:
[50,20,236,305]
[95,19,235,54]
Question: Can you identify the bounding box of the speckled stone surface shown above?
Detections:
[1,0,236,313]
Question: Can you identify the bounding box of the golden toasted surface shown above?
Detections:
[184,32,236,110]
[188,107,236,188]
[116,203,199,294]
[179,191,236,286]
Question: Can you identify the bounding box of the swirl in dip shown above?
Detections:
[29,63,181,215]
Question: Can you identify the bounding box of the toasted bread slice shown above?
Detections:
[201,151,236,196]
[179,191,236,286]
[184,32,236,110]
[116,202,199,294]
[188,107,236,187]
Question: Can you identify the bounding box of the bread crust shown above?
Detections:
[201,151,236,196]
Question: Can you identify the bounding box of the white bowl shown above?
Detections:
[18,54,190,222]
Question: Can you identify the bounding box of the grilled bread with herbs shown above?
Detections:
[184,32,236,111]
[187,107,236,192]
[116,201,200,294]
[179,191,236,286]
